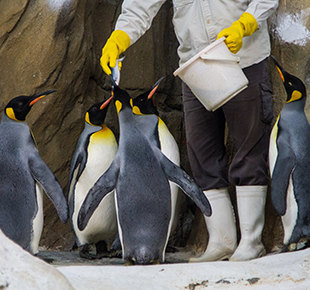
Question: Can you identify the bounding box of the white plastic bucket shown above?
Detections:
[173,37,249,111]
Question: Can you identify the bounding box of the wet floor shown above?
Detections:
[36,247,193,267]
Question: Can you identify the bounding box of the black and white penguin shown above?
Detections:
[67,97,118,259]
[269,56,310,249]
[132,78,182,241]
[77,84,211,265]
[0,90,68,254]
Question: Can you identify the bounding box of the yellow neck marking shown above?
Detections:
[158,117,165,125]
[115,100,122,114]
[287,90,302,103]
[6,108,20,122]
[85,112,93,125]
[90,125,116,145]
[132,106,142,115]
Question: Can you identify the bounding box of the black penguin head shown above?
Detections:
[85,96,113,126]
[271,56,307,103]
[132,77,164,116]
[112,83,133,114]
[4,90,56,121]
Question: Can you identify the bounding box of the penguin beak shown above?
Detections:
[147,77,164,100]
[111,77,117,88]
[29,89,57,106]
[100,95,113,110]
[271,56,285,83]
[110,77,118,99]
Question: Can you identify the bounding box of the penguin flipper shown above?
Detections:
[155,148,211,217]
[78,158,119,231]
[67,147,88,198]
[271,141,296,216]
[29,154,68,223]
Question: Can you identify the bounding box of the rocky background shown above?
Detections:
[0,0,309,254]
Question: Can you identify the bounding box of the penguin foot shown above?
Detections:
[286,238,310,252]
[70,242,78,252]
[109,237,123,258]
[280,244,290,253]
[79,242,111,259]
[79,251,110,260]
[109,249,122,259]
[124,259,135,266]
[95,240,109,258]
[79,244,98,260]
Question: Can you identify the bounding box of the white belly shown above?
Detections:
[282,176,298,245]
[72,139,118,246]
[158,121,182,258]
[31,183,44,254]
[269,119,279,175]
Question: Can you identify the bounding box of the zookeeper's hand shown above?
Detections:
[100,30,131,75]
[217,12,258,54]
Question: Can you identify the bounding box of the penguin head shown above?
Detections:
[112,82,133,114]
[125,246,160,265]
[271,56,307,103]
[85,96,113,126]
[132,77,164,116]
[4,90,56,121]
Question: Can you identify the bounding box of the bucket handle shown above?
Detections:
[200,53,240,63]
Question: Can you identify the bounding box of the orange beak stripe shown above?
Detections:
[148,85,159,100]
[100,95,113,110]
[29,95,45,106]
[277,67,285,83]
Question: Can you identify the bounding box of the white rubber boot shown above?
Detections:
[230,185,267,261]
[189,188,237,262]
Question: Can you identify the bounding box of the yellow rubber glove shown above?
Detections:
[100,30,131,75]
[217,12,258,54]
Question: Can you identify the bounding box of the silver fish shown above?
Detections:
[111,56,125,86]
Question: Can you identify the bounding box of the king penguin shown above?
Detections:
[0,90,68,254]
[132,78,182,246]
[67,96,118,259]
[77,83,211,265]
[269,56,310,249]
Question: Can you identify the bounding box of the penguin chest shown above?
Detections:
[158,121,180,166]
[158,121,181,235]
[72,132,118,245]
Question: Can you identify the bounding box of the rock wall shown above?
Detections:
[0,0,309,253]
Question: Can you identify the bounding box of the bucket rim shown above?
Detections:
[173,37,226,77]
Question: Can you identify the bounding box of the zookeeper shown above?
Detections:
[100,0,279,262]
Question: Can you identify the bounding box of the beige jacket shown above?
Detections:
[115,0,278,68]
